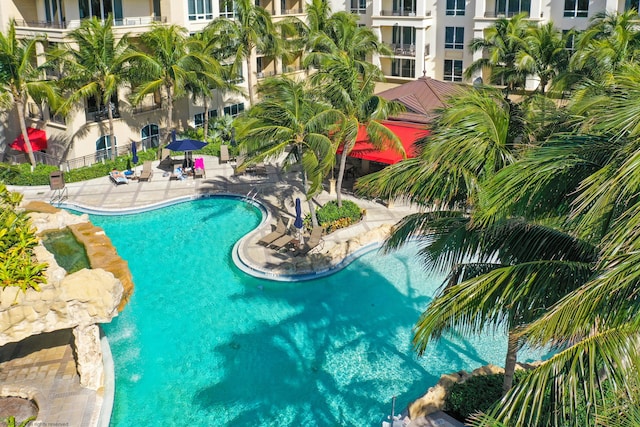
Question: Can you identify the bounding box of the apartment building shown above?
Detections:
[0,0,635,165]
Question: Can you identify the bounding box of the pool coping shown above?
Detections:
[61,192,384,282]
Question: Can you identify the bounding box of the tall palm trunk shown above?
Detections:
[246,47,256,106]
[166,83,174,144]
[203,96,210,140]
[107,99,116,160]
[15,96,36,169]
[302,169,319,227]
[502,330,519,395]
[335,138,353,208]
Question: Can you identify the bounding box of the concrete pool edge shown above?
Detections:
[62,193,384,282]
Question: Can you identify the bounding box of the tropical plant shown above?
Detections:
[0,20,59,169]
[465,13,531,94]
[203,0,278,106]
[54,16,133,160]
[356,87,523,210]
[0,184,47,294]
[3,416,37,427]
[515,22,572,94]
[309,52,403,207]
[128,24,217,145]
[237,76,343,226]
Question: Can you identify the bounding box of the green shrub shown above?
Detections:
[445,374,507,422]
[314,200,363,233]
[0,184,47,293]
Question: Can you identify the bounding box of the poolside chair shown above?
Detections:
[268,232,295,250]
[139,161,153,182]
[257,218,290,246]
[220,145,230,163]
[296,226,324,256]
[109,170,128,186]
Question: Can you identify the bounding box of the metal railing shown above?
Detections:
[484,11,530,18]
[6,135,164,171]
[282,8,304,14]
[379,9,430,16]
[14,16,166,30]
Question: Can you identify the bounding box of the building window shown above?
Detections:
[625,1,640,11]
[563,0,588,17]
[96,135,115,162]
[195,110,219,127]
[392,26,416,54]
[445,27,464,50]
[220,0,236,18]
[495,0,531,17]
[391,59,415,78]
[223,103,245,117]
[563,30,577,54]
[444,59,463,82]
[188,0,214,20]
[78,0,123,21]
[446,0,465,16]
[141,124,160,149]
[350,0,366,14]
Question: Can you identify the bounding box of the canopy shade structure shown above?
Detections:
[11,128,47,152]
[337,121,429,165]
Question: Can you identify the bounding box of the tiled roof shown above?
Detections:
[378,77,466,123]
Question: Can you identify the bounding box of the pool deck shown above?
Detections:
[2,155,458,427]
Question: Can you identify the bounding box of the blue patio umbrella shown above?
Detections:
[166,137,208,168]
[294,198,304,246]
[294,198,303,229]
[131,140,138,164]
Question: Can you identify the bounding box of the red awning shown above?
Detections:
[338,121,429,165]
[11,128,47,152]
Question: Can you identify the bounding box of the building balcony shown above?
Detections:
[377,9,431,17]
[14,16,167,41]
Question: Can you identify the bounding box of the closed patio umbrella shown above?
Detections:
[294,198,304,246]
[131,140,138,164]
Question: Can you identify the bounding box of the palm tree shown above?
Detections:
[238,76,343,226]
[0,20,59,169]
[55,16,132,160]
[515,22,571,95]
[465,13,530,94]
[356,87,532,393]
[186,32,241,141]
[460,65,640,425]
[404,216,597,394]
[204,0,278,107]
[128,24,215,145]
[356,87,524,209]
[306,15,400,207]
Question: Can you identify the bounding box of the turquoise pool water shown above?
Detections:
[87,198,549,426]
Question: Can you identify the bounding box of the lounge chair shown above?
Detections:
[170,167,186,181]
[268,232,295,250]
[258,218,289,246]
[296,226,324,255]
[109,170,128,186]
[139,161,153,181]
[220,145,230,163]
[194,157,205,178]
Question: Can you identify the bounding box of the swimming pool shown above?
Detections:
[87,197,549,426]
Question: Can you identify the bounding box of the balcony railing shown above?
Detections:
[392,43,416,56]
[282,8,304,14]
[379,10,430,17]
[484,11,530,18]
[14,16,166,30]
[133,103,162,115]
